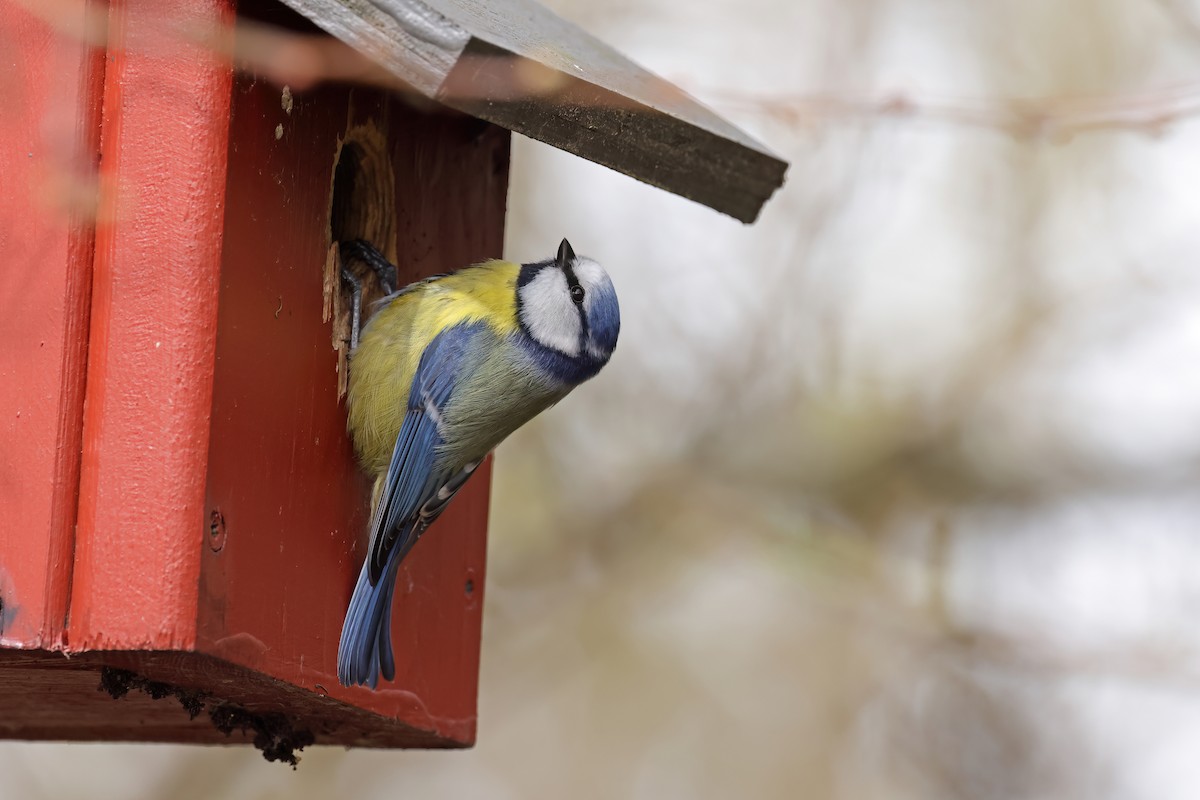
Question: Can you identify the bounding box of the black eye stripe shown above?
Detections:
[562,261,588,307]
[561,262,581,292]
[560,262,590,343]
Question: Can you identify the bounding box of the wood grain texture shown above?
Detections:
[2,0,501,748]
[275,0,788,222]
[198,69,507,746]
[0,650,459,749]
[274,0,468,96]
[70,0,237,651]
[0,0,105,648]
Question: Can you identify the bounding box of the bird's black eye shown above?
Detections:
[569,285,585,304]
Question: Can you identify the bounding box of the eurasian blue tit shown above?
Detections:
[337,238,620,689]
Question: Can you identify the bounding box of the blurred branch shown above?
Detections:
[703,83,1200,139]
[16,0,704,113]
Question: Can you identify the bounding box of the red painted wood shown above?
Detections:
[70,0,236,650]
[199,71,508,745]
[0,1,104,648]
[2,0,504,747]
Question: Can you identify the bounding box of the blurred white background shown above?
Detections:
[8,0,1200,797]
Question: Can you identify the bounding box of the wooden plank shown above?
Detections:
[0,1,105,649]
[274,0,788,222]
[69,0,237,651]
[197,68,504,745]
[0,649,459,752]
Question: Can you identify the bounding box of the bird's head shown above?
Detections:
[516,239,620,376]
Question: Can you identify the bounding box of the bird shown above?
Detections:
[336,238,620,688]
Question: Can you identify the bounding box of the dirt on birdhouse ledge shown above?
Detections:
[98,666,316,768]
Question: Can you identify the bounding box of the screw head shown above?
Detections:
[208,509,227,552]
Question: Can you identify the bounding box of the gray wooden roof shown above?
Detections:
[276,0,787,222]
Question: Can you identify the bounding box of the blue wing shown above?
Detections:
[338,323,485,689]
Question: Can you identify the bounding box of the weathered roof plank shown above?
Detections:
[277,0,788,221]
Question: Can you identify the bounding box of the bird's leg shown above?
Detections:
[340,239,399,295]
[340,264,364,351]
[339,240,400,351]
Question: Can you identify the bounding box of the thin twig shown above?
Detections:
[701,84,1200,139]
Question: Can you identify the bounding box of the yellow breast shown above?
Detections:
[345,259,522,475]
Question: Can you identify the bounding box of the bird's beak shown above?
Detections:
[556,238,575,269]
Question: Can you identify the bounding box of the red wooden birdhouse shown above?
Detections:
[0,0,784,758]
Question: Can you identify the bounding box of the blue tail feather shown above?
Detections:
[378,572,398,682]
[338,544,404,688]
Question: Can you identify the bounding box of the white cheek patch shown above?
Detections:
[572,257,606,288]
[520,268,581,356]
[585,339,607,360]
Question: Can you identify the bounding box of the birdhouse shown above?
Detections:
[0,0,785,760]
